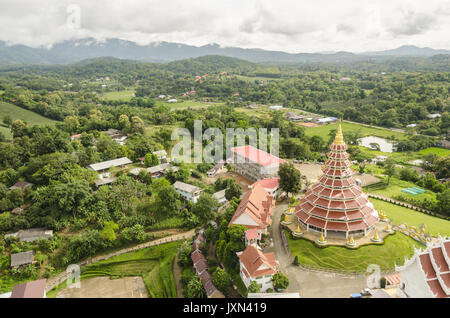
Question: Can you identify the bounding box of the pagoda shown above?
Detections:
[295,120,379,239]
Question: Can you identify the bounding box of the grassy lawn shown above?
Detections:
[102,90,135,101]
[303,122,405,140]
[418,147,450,157]
[371,199,450,236]
[286,230,422,272]
[0,125,11,139]
[364,177,437,203]
[77,241,181,298]
[0,102,58,126]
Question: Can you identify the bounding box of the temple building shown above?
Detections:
[396,237,450,298]
[231,145,285,182]
[295,121,379,238]
[228,183,274,235]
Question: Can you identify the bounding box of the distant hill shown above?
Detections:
[1,38,449,65]
[360,45,450,57]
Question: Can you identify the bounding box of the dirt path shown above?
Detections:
[172,254,184,298]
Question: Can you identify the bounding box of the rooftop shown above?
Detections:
[231,145,285,167]
[11,279,46,298]
[173,181,202,194]
[10,251,33,267]
[87,157,132,171]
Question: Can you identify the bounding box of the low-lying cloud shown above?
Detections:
[0,0,449,52]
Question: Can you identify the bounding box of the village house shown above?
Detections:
[231,145,285,182]
[10,251,34,268]
[130,163,177,179]
[315,117,338,124]
[206,161,226,177]
[283,112,303,122]
[212,189,227,205]
[5,228,53,242]
[244,228,261,246]
[153,150,168,162]
[9,181,33,191]
[237,245,279,292]
[228,183,275,235]
[10,279,47,298]
[87,157,132,173]
[173,181,202,203]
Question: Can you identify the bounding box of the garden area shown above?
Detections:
[286,230,422,273]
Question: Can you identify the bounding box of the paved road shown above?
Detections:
[271,202,368,298]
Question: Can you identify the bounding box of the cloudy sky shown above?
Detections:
[1,0,450,53]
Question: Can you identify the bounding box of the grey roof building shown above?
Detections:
[11,251,34,268]
[87,157,132,172]
[5,228,54,242]
[9,181,33,191]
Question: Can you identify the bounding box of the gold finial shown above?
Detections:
[334,119,345,145]
[297,224,301,233]
[285,214,290,223]
[288,206,291,213]
[319,231,325,242]
[373,230,379,241]
[385,224,390,231]
[349,235,355,245]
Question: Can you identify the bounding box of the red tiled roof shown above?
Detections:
[229,183,274,230]
[252,178,279,191]
[238,245,278,278]
[231,145,285,167]
[420,254,437,280]
[194,259,209,275]
[191,250,206,265]
[11,279,46,298]
[245,229,260,240]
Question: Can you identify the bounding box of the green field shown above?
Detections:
[0,102,58,126]
[371,199,450,236]
[418,147,450,157]
[304,122,405,140]
[102,90,135,101]
[155,100,225,109]
[365,177,437,203]
[77,241,181,298]
[0,126,11,139]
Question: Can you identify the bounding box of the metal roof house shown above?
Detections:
[10,279,47,298]
[173,181,202,203]
[10,251,34,268]
[87,157,132,172]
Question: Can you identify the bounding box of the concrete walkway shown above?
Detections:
[271,202,369,298]
[45,229,195,292]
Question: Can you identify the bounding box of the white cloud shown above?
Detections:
[0,0,449,52]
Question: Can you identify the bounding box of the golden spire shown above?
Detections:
[385,224,390,231]
[349,234,355,245]
[373,230,379,241]
[319,231,325,242]
[297,224,301,233]
[288,206,291,213]
[285,214,290,223]
[333,119,345,145]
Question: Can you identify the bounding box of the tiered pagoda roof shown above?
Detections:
[295,121,379,235]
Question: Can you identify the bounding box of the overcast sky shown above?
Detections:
[1,0,450,53]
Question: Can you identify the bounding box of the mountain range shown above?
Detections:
[0,38,449,65]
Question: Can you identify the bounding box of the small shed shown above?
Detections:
[10,251,34,268]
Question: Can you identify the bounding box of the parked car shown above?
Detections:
[350,293,362,298]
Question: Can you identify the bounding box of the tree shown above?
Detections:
[272,272,289,290]
[177,241,193,267]
[184,277,206,298]
[212,267,231,295]
[383,158,396,184]
[248,280,261,293]
[2,115,12,127]
[192,192,219,223]
[225,181,242,201]
[278,163,301,197]
[100,221,119,242]
[145,153,159,167]
[436,189,450,216]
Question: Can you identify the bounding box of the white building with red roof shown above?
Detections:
[231,145,285,182]
[396,237,450,298]
[295,122,379,238]
[237,245,279,292]
[250,178,281,199]
[228,183,274,235]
